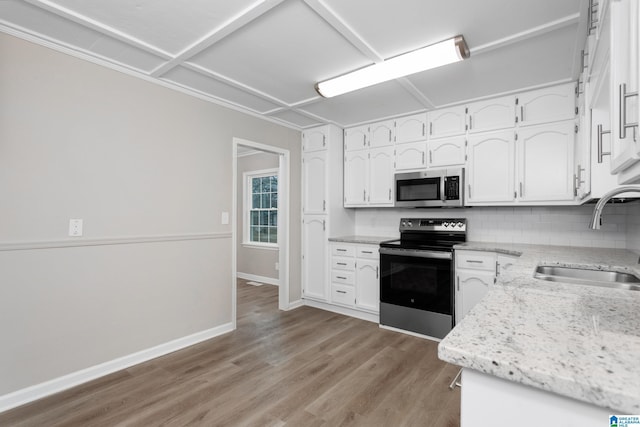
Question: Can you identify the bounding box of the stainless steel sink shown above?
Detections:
[534,265,640,291]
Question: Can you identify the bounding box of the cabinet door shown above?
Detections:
[369,120,395,148]
[467,95,516,133]
[497,254,518,276]
[302,151,327,214]
[517,121,575,202]
[516,83,576,126]
[466,130,515,204]
[609,0,640,173]
[302,216,328,301]
[395,141,427,171]
[344,150,368,206]
[356,259,379,313]
[302,127,327,152]
[456,270,494,322]
[344,125,369,152]
[368,147,395,206]
[395,112,427,144]
[428,106,467,139]
[428,136,466,167]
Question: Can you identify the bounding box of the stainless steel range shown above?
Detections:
[379,218,467,340]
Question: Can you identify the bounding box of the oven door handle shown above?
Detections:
[379,247,452,260]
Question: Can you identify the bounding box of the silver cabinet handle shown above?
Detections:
[619,83,639,139]
[429,150,433,164]
[388,188,391,201]
[422,123,426,136]
[376,266,379,279]
[336,276,347,280]
[322,220,326,231]
[361,250,373,254]
[363,189,366,201]
[337,262,347,266]
[336,290,347,294]
[456,276,460,291]
[323,200,326,211]
[520,106,524,122]
[467,260,484,264]
[467,184,471,199]
[337,248,347,252]
[388,129,392,142]
[322,135,326,147]
[519,182,523,198]
[421,152,425,165]
[495,261,500,276]
[469,116,473,130]
[429,122,433,135]
[597,124,611,163]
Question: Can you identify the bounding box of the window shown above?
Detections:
[244,169,278,246]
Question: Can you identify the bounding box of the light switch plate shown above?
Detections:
[221,211,229,225]
[69,219,83,237]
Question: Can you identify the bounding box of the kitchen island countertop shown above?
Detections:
[439,242,640,413]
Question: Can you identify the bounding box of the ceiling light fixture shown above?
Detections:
[315,35,470,98]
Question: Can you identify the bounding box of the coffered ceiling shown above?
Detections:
[0,0,588,129]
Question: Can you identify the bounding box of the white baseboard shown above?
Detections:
[0,322,234,413]
[304,299,379,323]
[236,272,280,286]
[284,299,304,310]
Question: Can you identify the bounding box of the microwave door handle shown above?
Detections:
[441,176,446,202]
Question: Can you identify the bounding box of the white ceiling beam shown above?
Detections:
[151,0,286,77]
[23,0,173,59]
[302,0,383,62]
[471,13,581,56]
[396,79,436,109]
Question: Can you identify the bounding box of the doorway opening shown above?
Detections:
[232,138,290,328]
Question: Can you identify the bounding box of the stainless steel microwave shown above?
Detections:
[394,168,465,208]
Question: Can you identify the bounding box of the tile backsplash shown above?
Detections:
[626,202,640,253]
[355,204,634,249]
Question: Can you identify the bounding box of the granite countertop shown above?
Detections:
[439,241,640,413]
[328,235,396,245]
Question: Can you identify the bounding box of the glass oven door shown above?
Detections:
[379,248,453,316]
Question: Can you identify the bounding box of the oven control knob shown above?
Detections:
[443,222,449,227]
[457,222,464,228]
[407,221,412,227]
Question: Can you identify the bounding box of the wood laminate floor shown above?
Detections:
[0,279,461,426]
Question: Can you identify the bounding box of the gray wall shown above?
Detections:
[0,33,301,395]
[236,151,280,281]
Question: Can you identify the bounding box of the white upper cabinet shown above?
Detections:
[428,136,466,168]
[516,121,575,202]
[428,105,467,139]
[302,127,327,152]
[302,151,327,214]
[344,150,368,206]
[467,95,516,133]
[344,125,369,152]
[516,83,576,127]
[369,120,395,148]
[395,113,427,144]
[368,147,395,206]
[609,0,640,176]
[466,130,516,204]
[395,141,427,171]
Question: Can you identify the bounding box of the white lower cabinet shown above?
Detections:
[329,242,380,314]
[455,251,497,322]
[455,250,518,323]
[302,215,328,301]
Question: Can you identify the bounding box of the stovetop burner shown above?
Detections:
[380,218,467,251]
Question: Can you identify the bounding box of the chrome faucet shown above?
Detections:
[589,186,640,229]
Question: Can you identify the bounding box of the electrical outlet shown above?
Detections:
[275,262,279,271]
[221,211,229,225]
[69,219,83,237]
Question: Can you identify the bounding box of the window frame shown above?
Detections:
[243,168,279,249]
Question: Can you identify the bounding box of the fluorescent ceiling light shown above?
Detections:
[315,35,470,98]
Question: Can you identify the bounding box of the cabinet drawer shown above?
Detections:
[331,270,355,285]
[357,246,379,259]
[331,284,355,307]
[456,251,496,271]
[331,257,356,271]
[331,245,355,257]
